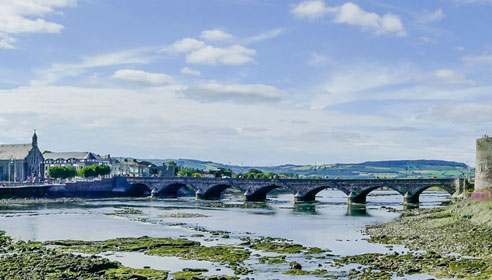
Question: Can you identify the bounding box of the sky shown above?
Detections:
[0,0,491,166]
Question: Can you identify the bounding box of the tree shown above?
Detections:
[95,164,111,176]
[177,167,202,177]
[210,168,233,178]
[80,165,97,178]
[48,166,77,180]
[192,173,202,178]
[80,164,112,178]
[248,169,263,175]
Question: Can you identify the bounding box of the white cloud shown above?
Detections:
[244,28,284,44]
[334,3,406,36]
[31,48,158,85]
[0,83,414,165]
[291,1,406,37]
[166,38,206,53]
[186,44,256,65]
[456,46,465,51]
[421,102,492,124]
[434,69,474,85]
[310,66,403,109]
[180,67,201,76]
[419,36,438,45]
[0,33,16,49]
[463,54,492,64]
[0,0,76,48]
[291,0,334,19]
[180,82,287,103]
[200,29,233,42]
[111,69,175,87]
[307,53,330,66]
[309,64,487,110]
[417,9,445,23]
[164,36,256,66]
[163,28,284,66]
[434,69,457,80]
[0,80,483,165]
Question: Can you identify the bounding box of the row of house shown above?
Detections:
[0,132,175,183]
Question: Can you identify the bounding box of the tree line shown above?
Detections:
[48,164,111,179]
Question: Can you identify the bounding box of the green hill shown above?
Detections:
[119,158,472,179]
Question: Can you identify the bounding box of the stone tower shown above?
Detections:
[475,136,492,191]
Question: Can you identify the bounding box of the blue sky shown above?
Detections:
[1,0,492,166]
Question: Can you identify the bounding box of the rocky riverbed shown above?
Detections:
[339,200,492,279]
[0,191,467,279]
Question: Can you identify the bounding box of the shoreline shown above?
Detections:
[0,196,486,279]
[339,200,492,279]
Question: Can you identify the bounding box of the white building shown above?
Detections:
[44,152,111,175]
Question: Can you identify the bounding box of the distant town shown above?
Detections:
[0,131,475,187]
[0,131,301,185]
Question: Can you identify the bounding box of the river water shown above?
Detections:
[0,189,450,279]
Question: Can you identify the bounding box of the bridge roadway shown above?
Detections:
[121,177,461,204]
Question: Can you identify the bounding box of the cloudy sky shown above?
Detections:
[1,0,491,166]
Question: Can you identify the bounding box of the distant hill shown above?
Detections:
[115,157,472,179]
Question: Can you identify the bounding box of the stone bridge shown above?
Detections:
[120,177,461,204]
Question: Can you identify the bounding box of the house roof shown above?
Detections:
[43,152,97,161]
[0,144,34,160]
[118,160,150,167]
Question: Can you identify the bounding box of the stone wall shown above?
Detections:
[0,178,127,199]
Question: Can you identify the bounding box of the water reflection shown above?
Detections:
[292,202,318,215]
[346,204,369,216]
[402,203,419,211]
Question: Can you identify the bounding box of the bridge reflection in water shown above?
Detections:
[122,177,462,205]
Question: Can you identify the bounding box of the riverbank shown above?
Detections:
[339,200,492,279]
[0,191,453,279]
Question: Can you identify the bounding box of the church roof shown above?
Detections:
[43,152,98,161]
[0,144,34,160]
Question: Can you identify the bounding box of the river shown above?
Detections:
[0,189,451,279]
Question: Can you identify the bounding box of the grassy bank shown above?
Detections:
[339,200,492,279]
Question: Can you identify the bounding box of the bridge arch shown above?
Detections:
[295,186,329,202]
[404,184,455,204]
[154,183,194,198]
[349,185,406,204]
[196,184,232,200]
[127,183,152,197]
[244,185,282,201]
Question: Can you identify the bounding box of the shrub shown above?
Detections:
[48,166,77,179]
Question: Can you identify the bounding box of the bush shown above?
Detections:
[95,164,111,176]
[79,164,111,178]
[79,166,97,178]
[48,166,77,179]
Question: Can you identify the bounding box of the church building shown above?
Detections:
[0,132,44,182]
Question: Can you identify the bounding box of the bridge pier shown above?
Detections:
[244,192,267,202]
[195,190,213,200]
[347,204,368,216]
[293,186,328,202]
[243,185,279,202]
[294,192,316,202]
[347,191,366,204]
[195,185,230,200]
[403,192,419,204]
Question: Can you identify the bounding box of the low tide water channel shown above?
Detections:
[0,189,451,279]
